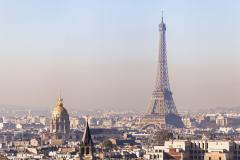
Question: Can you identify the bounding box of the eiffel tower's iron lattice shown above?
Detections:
[140,17,183,129]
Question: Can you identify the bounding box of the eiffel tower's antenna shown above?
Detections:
[162,10,164,22]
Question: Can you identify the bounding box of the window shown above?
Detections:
[81,147,84,155]
[86,147,90,155]
[58,135,62,139]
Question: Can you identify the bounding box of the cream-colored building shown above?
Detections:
[182,117,192,128]
[144,140,240,160]
[70,117,80,129]
[204,151,230,160]
[216,115,227,126]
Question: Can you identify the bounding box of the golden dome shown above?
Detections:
[52,96,69,118]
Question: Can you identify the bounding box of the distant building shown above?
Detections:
[90,128,122,143]
[30,138,40,147]
[216,115,228,127]
[206,114,217,121]
[39,116,50,126]
[182,117,192,128]
[50,96,70,145]
[102,119,114,128]
[0,122,16,130]
[0,154,9,160]
[70,117,80,129]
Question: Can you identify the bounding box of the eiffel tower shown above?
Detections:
[140,17,184,129]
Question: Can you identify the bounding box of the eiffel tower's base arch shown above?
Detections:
[138,113,184,130]
[141,123,161,130]
[139,114,166,130]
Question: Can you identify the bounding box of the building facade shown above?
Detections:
[50,96,70,145]
[145,140,240,160]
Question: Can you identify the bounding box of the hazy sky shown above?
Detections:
[0,0,240,111]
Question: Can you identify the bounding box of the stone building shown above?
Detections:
[78,120,94,160]
[50,96,70,145]
[204,151,230,160]
[145,139,240,160]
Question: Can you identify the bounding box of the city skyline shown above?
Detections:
[0,1,240,111]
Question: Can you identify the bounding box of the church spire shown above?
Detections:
[82,119,93,146]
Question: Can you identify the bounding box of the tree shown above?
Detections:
[102,139,113,151]
[152,130,173,145]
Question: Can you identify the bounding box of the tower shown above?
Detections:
[79,119,94,160]
[50,96,70,145]
[140,17,183,129]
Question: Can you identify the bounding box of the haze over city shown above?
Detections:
[0,0,240,111]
